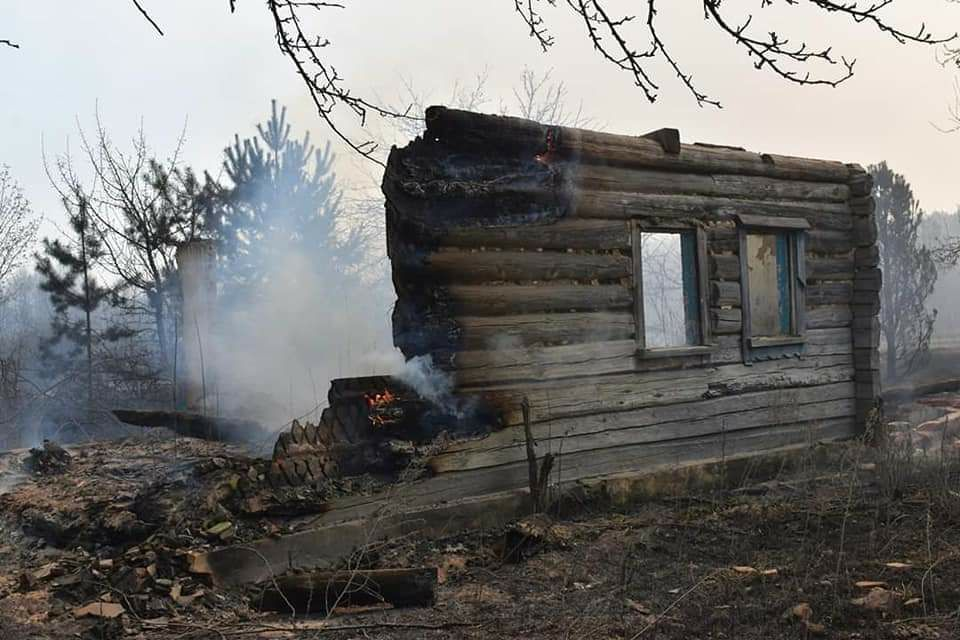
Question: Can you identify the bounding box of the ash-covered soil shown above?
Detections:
[1,426,960,639]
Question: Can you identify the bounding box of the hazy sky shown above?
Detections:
[3,0,960,237]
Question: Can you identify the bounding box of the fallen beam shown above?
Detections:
[112,409,267,444]
[257,568,438,614]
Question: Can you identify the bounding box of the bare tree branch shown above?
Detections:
[0,40,18,49]
[265,0,412,166]
[131,0,164,36]
[510,0,955,108]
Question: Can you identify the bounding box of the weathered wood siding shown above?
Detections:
[383,107,879,496]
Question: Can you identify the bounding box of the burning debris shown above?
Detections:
[268,373,498,488]
[23,440,71,476]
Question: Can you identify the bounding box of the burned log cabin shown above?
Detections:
[382,106,881,496]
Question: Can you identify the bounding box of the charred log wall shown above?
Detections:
[384,107,878,490]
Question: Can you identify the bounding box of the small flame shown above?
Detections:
[535,128,558,165]
[365,389,399,428]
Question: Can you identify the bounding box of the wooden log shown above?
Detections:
[807,281,854,305]
[437,219,630,250]
[573,164,850,203]
[418,249,631,283]
[847,167,874,197]
[424,109,852,182]
[257,568,438,614]
[572,190,852,222]
[807,305,853,329]
[570,127,853,181]
[711,281,741,307]
[708,227,853,255]
[710,254,741,280]
[430,383,856,473]
[854,347,880,371]
[855,246,880,268]
[853,216,878,246]
[808,256,855,281]
[854,267,882,290]
[112,410,267,444]
[458,332,854,403]
[455,312,635,349]
[711,308,742,334]
[454,340,640,385]
[445,284,633,315]
[849,196,875,216]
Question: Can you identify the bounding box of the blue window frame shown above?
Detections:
[736,214,809,362]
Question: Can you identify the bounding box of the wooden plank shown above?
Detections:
[424,108,854,183]
[430,384,856,473]
[468,348,855,424]
[574,164,851,203]
[420,249,631,283]
[455,312,635,349]
[437,219,630,250]
[445,284,633,315]
[573,190,852,222]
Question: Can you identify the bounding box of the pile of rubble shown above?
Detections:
[0,435,403,638]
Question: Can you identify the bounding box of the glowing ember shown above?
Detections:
[365,389,400,427]
[535,128,558,165]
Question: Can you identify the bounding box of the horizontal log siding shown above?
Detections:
[431,382,856,472]
[417,417,857,503]
[385,107,866,491]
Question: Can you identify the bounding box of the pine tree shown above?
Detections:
[870,162,938,380]
[34,196,120,409]
[203,100,366,294]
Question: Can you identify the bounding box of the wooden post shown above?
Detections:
[176,240,217,414]
[846,165,882,438]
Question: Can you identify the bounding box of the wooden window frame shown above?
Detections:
[736,214,810,361]
[631,221,713,359]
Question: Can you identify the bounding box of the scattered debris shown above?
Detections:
[23,440,71,475]
[73,601,124,619]
[257,568,439,614]
[852,587,901,612]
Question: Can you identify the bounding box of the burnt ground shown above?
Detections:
[2,414,960,638]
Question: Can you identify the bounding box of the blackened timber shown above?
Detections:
[112,410,267,444]
[424,107,852,182]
